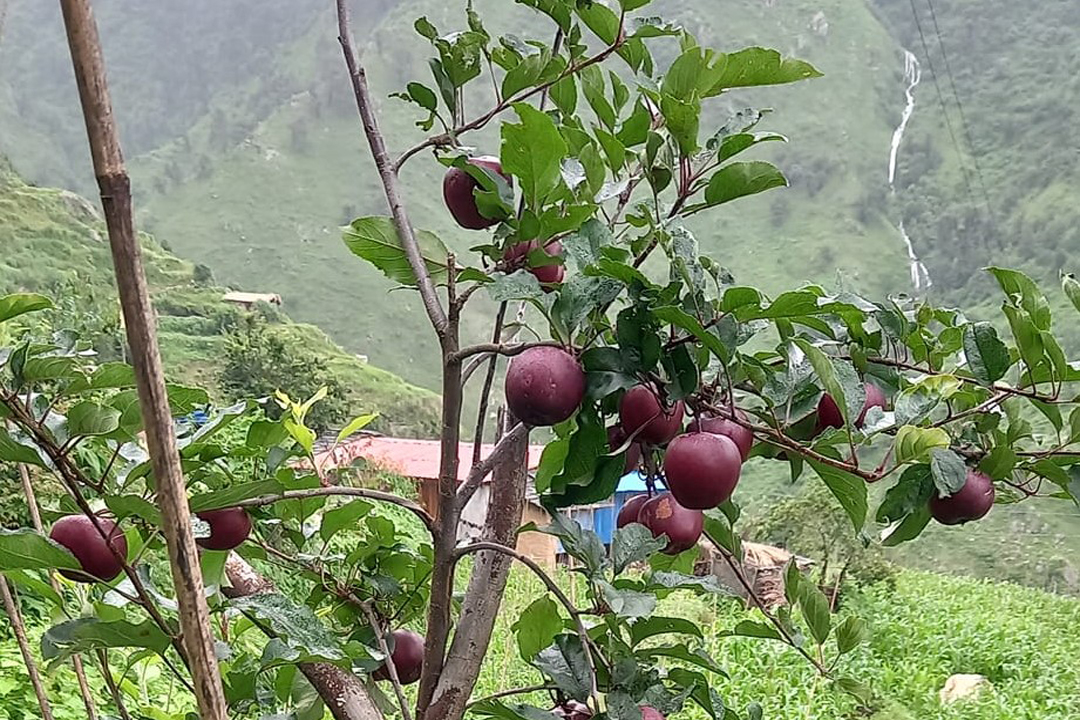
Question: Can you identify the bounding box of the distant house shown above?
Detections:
[312,435,557,565]
[222,291,283,310]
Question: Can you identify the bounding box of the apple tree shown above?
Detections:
[3,1,1080,720]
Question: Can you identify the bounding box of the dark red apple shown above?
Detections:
[638,493,703,554]
[817,383,888,431]
[505,346,585,427]
[641,708,665,720]
[694,411,754,461]
[616,494,650,528]
[929,469,995,525]
[663,432,742,509]
[443,157,510,230]
[506,239,565,290]
[619,385,684,445]
[373,629,425,685]
[50,515,127,583]
[607,425,643,473]
[195,507,252,551]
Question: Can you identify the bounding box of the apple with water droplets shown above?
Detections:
[693,411,754,461]
[372,629,425,685]
[505,346,584,426]
[195,507,252,551]
[929,469,995,525]
[638,493,703,554]
[50,515,128,583]
[663,432,742,509]
[619,385,684,445]
[442,157,510,229]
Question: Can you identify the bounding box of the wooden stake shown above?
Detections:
[0,578,55,720]
[56,1,228,716]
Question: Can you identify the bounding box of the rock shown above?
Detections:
[939,674,992,704]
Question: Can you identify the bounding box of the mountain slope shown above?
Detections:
[0,157,440,437]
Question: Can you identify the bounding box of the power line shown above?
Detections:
[906,0,980,215]
[923,0,998,225]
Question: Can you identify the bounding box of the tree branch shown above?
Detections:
[336,0,447,336]
[467,685,556,709]
[58,1,226,715]
[0,578,55,720]
[452,340,566,363]
[471,303,508,465]
[457,422,530,508]
[394,33,625,172]
[232,487,434,533]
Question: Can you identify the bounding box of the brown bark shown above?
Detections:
[223,554,383,720]
[0,578,55,720]
[57,1,227,716]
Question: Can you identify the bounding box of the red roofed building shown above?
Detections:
[314,435,557,565]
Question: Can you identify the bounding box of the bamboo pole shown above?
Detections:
[0,578,55,720]
[56,1,228,716]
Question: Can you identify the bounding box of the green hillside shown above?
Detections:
[0,157,440,437]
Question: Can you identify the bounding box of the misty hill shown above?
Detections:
[0,156,440,436]
[7,0,1077,389]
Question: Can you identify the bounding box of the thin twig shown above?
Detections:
[336,0,447,336]
[453,340,565,363]
[232,486,434,533]
[454,542,602,713]
[472,303,508,465]
[394,32,625,172]
[356,600,414,720]
[98,650,134,720]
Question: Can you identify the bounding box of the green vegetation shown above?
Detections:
[0,159,440,436]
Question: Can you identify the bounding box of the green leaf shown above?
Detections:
[105,495,162,526]
[699,160,786,208]
[343,217,449,287]
[190,480,283,513]
[727,620,782,641]
[894,426,950,464]
[0,428,44,466]
[881,505,931,547]
[22,356,77,383]
[612,523,667,575]
[705,47,822,94]
[929,449,967,496]
[549,74,577,115]
[660,93,701,156]
[539,513,606,578]
[41,618,171,665]
[336,413,378,444]
[808,461,867,532]
[1062,273,1080,314]
[319,500,374,542]
[835,677,873,705]
[629,616,704,646]
[502,103,568,209]
[4,569,62,607]
[638,643,724,674]
[66,401,122,437]
[834,616,869,655]
[599,581,657,619]
[649,571,734,596]
[66,363,137,393]
[963,323,1010,384]
[534,634,592,701]
[653,306,730,362]
[0,530,81,572]
[487,270,546,303]
[875,464,933,523]
[988,267,1052,330]
[797,578,832,645]
[232,593,345,663]
[716,132,786,162]
[0,293,53,323]
[794,339,862,426]
[513,596,563,662]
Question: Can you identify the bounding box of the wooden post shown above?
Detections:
[0,578,55,720]
[56,1,228,717]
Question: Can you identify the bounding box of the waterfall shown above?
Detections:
[888,50,932,292]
